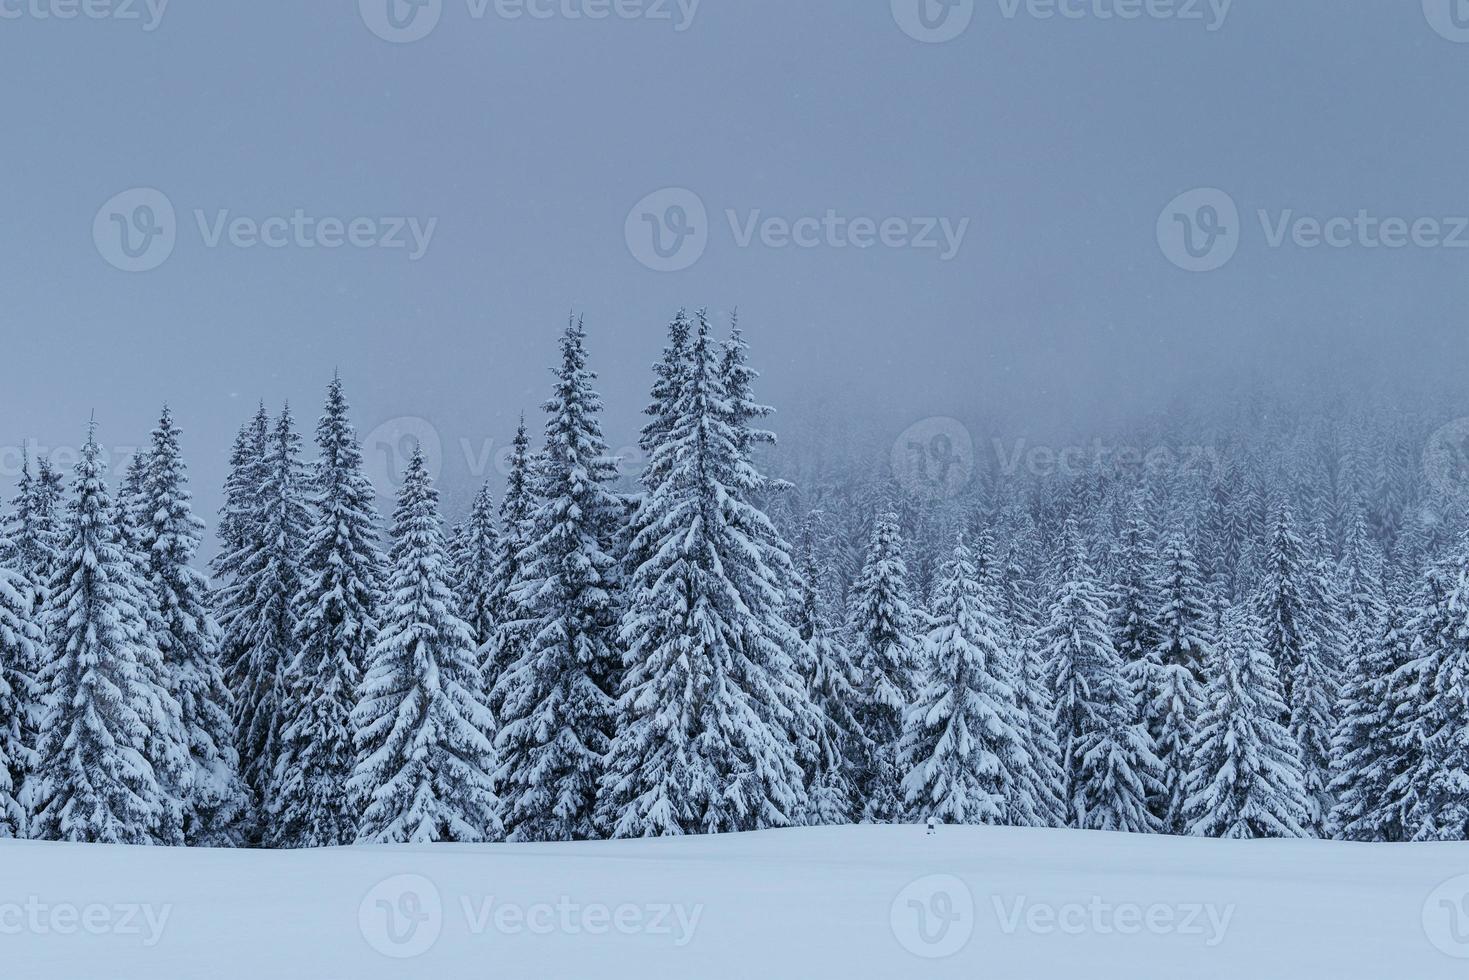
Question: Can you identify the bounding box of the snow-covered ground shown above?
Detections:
[4,825,1468,979]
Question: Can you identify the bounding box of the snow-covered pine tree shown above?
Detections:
[116,448,189,846]
[350,449,501,843]
[212,405,270,745]
[600,312,809,837]
[793,516,865,825]
[1328,514,1396,841]
[271,377,384,848]
[846,511,919,822]
[1184,603,1308,839]
[1110,494,1161,719]
[218,407,310,811]
[898,533,1027,826]
[1146,528,1210,834]
[493,319,622,842]
[1256,503,1338,835]
[483,417,534,715]
[0,567,39,837]
[454,482,500,659]
[2,453,64,623]
[140,407,248,846]
[1042,517,1160,832]
[30,425,172,844]
[1397,527,1469,841]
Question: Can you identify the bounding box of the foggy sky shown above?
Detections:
[3,0,1467,530]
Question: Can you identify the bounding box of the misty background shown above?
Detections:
[2,0,1467,541]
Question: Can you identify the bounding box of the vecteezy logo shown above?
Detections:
[890,874,975,959]
[1423,0,1469,42]
[891,0,975,43]
[1424,419,1469,504]
[1157,188,1239,272]
[359,0,443,43]
[1423,874,1469,959]
[625,187,709,272]
[359,874,443,959]
[892,417,975,501]
[363,416,444,492]
[93,188,177,273]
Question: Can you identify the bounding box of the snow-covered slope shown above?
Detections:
[4,825,1467,979]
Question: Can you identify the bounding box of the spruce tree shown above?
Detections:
[0,568,39,837]
[1042,518,1159,832]
[271,377,383,848]
[483,417,534,714]
[219,407,309,809]
[30,425,172,844]
[1184,604,1308,839]
[600,313,809,837]
[454,481,500,658]
[1147,529,1210,834]
[898,534,1027,825]
[493,319,623,841]
[846,511,919,822]
[140,407,248,846]
[351,449,501,843]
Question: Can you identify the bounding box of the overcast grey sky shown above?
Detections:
[3,0,1468,523]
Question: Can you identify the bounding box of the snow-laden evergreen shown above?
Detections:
[482,417,534,717]
[1110,494,1161,715]
[140,407,248,846]
[350,449,502,843]
[898,533,1028,825]
[1146,529,1209,834]
[600,313,809,837]
[271,378,384,848]
[30,426,177,844]
[846,511,919,822]
[218,408,310,811]
[1184,603,1308,839]
[493,319,623,842]
[1042,518,1160,832]
[793,519,865,825]
[453,481,500,659]
[0,568,39,837]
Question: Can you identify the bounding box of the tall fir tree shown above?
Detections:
[218,407,310,812]
[846,511,919,822]
[351,449,502,843]
[483,417,534,715]
[600,313,810,837]
[271,377,384,848]
[898,534,1027,826]
[1184,603,1308,839]
[0,568,39,837]
[493,319,623,842]
[30,425,176,844]
[454,481,501,660]
[1146,529,1210,834]
[1042,518,1160,832]
[140,407,248,846]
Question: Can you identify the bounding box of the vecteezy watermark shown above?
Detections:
[93,188,438,272]
[358,0,700,44]
[0,898,171,947]
[995,0,1232,30]
[358,873,704,960]
[994,437,1226,482]
[625,187,970,272]
[0,0,168,31]
[891,875,976,959]
[892,418,976,501]
[1156,188,1240,273]
[991,895,1235,947]
[1423,0,1469,43]
[1423,874,1469,959]
[892,0,976,43]
[363,416,446,493]
[1424,419,1469,505]
[1158,187,1469,273]
[0,438,140,479]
